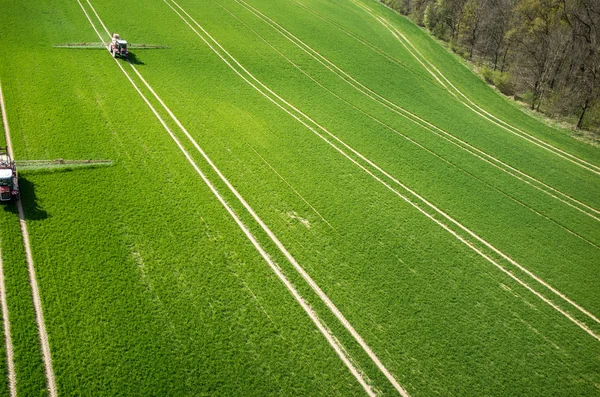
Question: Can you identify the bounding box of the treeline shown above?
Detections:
[380,0,600,131]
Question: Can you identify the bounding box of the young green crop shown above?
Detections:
[0,1,372,395]
[146,0,600,316]
[0,203,47,396]
[0,0,599,395]
[120,0,600,393]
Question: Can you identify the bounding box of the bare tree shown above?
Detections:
[569,0,600,128]
[460,0,484,58]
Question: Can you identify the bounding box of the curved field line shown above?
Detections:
[351,0,600,175]
[380,17,600,174]
[216,1,599,251]
[234,0,600,221]
[165,0,600,339]
[77,1,383,395]
[384,21,600,173]
[0,83,57,396]
[287,0,417,76]
[223,2,600,317]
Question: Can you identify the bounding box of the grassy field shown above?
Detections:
[0,0,599,395]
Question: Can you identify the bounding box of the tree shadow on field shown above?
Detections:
[2,177,49,221]
[127,52,144,65]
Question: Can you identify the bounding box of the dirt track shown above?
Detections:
[0,83,19,397]
[0,243,16,397]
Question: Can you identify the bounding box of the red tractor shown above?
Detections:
[0,147,18,202]
[109,33,129,58]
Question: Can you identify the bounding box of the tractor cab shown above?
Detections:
[0,149,18,202]
[0,169,12,201]
[110,33,129,58]
[116,39,128,55]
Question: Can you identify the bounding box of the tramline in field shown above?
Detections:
[0,147,18,202]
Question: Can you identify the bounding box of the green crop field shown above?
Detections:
[0,0,599,395]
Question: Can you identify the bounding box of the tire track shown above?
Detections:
[163,0,600,339]
[235,0,600,222]
[0,243,16,397]
[0,82,57,396]
[288,0,412,71]
[218,0,600,250]
[77,1,383,395]
[0,84,17,397]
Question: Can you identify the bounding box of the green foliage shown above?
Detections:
[380,0,406,14]
[382,0,600,132]
[521,90,535,106]
[480,65,495,83]
[493,70,514,95]
[480,66,514,95]
[450,40,469,58]
[583,103,600,131]
[423,3,435,29]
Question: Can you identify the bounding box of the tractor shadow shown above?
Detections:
[127,52,144,65]
[19,177,49,221]
[2,177,49,221]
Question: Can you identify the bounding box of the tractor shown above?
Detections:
[0,147,18,202]
[109,33,128,58]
